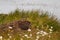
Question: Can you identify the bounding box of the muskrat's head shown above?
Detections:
[18,20,31,30]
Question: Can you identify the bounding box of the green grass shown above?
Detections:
[0,9,60,40]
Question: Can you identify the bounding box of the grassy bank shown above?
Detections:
[0,9,60,40]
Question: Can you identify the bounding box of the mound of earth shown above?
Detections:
[6,20,31,30]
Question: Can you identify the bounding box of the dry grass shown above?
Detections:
[0,9,60,40]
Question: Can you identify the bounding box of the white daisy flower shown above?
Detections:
[36,38,38,40]
[49,29,53,32]
[24,34,28,37]
[42,34,45,36]
[30,34,32,37]
[36,32,40,35]
[9,36,12,38]
[36,36,39,39]
[51,26,53,29]
[27,29,31,32]
[43,32,48,35]
[21,38,23,40]
[0,36,2,40]
[9,26,12,29]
